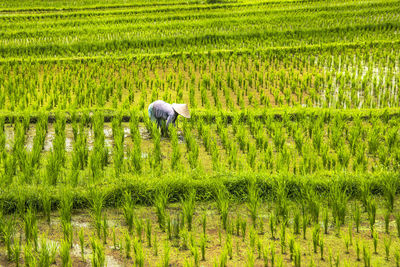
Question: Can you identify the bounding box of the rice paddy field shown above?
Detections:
[0,0,400,266]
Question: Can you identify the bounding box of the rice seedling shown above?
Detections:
[91,237,105,267]
[38,237,57,267]
[162,241,171,267]
[88,189,105,238]
[215,187,229,230]
[200,234,206,261]
[60,239,71,267]
[122,190,136,234]
[363,244,371,267]
[181,189,196,231]
[24,207,37,245]
[124,231,131,259]
[154,188,169,231]
[293,211,300,235]
[146,219,152,247]
[3,218,15,260]
[79,228,85,262]
[320,236,324,260]
[12,238,21,267]
[396,213,400,237]
[270,213,276,240]
[384,237,391,261]
[24,243,36,267]
[385,211,390,234]
[247,180,260,226]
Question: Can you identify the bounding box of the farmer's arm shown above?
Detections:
[166,114,176,128]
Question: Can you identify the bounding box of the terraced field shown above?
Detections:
[0,0,400,266]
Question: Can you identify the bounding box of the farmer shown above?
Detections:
[148,100,190,134]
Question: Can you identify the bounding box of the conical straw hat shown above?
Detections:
[172,103,191,118]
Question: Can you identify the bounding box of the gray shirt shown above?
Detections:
[151,100,178,128]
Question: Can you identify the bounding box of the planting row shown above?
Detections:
[0,0,399,58]
[1,179,400,266]
[0,110,399,187]
[1,44,399,113]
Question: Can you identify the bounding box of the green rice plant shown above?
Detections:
[396,250,400,267]
[257,238,262,260]
[24,207,37,245]
[38,237,57,267]
[345,236,350,254]
[293,244,301,267]
[247,181,260,226]
[112,227,118,250]
[367,198,376,235]
[24,243,36,267]
[102,214,108,244]
[329,184,348,225]
[312,224,320,254]
[293,211,300,235]
[335,216,341,237]
[181,189,196,231]
[319,237,324,260]
[247,246,255,267]
[79,228,85,262]
[249,226,256,249]
[356,240,360,261]
[59,190,73,223]
[135,218,144,242]
[241,219,247,241]
[396,213,400,238]
[162,241,170,267]
[384,238,391,260]
[289,235,295,261]
[225,233,233,259]
[354,205,361,233]
[41,189,52,224]
[270,213,276,240]
[146,219,152,247]
[373,231,378,254]
[280,222,286,254]
[13,238,21,267]
[62,220,73,246]
[263,246,268,267]
[323,208,329,234]
[275,180,288,222]
[60,239,71,267]
[154,234,158,256]
[200,235,206,261]
[122,190,135,234]
[385,210,390,234]
[202,214,206,237]
[154,188,169,231]
[270,243,276,267]
[302,213,308,240]
[215,187,229,230]
[88,189,105,238]
[383,176,397,212]
[363,244,371,267]
[133,237,144,267]
[348,223,353,245]
[169,126,181,171]
[2,218,15,260]
[124,231,131,258]
[91,237,105,267]
[294,128,304,155]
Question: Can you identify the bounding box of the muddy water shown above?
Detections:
[3,123,155,153]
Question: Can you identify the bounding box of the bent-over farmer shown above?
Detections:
[148,100,190,134]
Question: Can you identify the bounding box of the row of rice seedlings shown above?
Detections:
[2,40,398,112]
